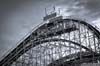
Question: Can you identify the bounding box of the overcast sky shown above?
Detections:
[0,0,100,58]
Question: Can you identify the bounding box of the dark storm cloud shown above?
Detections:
[83,0,100,11]
[54,0,100,22]
[67,0,100,21]
[76,0,100,19]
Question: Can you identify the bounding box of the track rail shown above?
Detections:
[0,18,100,66]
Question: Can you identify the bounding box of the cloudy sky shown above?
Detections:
[0,0,100,58]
